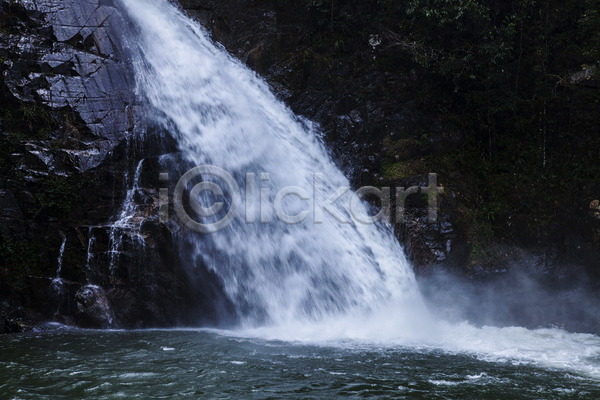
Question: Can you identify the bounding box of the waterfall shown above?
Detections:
[118,0,427,327]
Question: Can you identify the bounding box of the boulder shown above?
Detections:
[74,284,113,328]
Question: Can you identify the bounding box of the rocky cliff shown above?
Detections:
[0,0,231,332]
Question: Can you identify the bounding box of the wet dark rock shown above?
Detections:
[0,305,46,334]
[0,189,23,219]
[397,210,456,273]
[74,284,113,328]
[2,0,138,173]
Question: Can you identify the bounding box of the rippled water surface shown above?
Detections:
[1,329,599,399]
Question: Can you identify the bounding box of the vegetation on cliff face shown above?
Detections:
[267,0,600,271]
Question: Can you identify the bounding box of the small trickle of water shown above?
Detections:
[108,158,146,272]
[84,227,96,279]
[115,158,145,228]
[51,232,67,294]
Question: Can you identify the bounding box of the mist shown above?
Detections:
[418,259,600,334]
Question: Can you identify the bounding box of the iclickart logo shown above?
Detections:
[159,165,443,233]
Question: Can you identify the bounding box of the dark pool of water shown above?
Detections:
[1,329,599,399]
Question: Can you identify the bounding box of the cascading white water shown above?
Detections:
[119,0,425,326]
[108,158,146,271]
[118,0,600,377]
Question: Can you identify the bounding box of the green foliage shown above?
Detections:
[405,0,491,34]
[578,0,600,60]
[1,97,54,145]
[299,0,375,39]
[389,0,600,247]
[30,175,85,219]
[382,162,408,181]
[0,238,47,289]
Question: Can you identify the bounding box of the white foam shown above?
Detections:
[203,310,600,379]
[429,379,460,386]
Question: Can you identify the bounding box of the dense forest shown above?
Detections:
[262,0,600,271]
